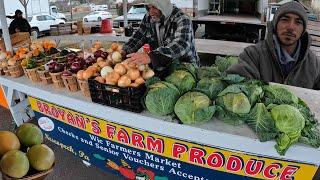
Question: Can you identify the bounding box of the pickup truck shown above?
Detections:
[113,3,147,29]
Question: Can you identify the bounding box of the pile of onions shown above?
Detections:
[78,42,154,88]
[93,61,155,88]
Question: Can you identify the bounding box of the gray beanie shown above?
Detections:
[273,1,307,32]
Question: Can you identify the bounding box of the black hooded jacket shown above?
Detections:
[8,17,31,35]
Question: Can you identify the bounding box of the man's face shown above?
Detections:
[16,13,22,19]
[147,5,162,22]
[276,13,304,46]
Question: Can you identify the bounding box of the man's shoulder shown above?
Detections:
[171,7,191,21]
[243,40,268,53]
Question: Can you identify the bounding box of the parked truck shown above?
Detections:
[113,0,268,43]
[192,0,268,43]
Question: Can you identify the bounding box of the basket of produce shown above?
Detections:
[25,59,41,83]
[77,78,91,97]
[61,71,79,92]
[7,58,24,78]
[0,63,8,76]
[88,77,147,113]
[0,52,10,76]
[26,68,41,83]
[0,67,4,76]
[85,42,154,112]
[37,66,52,85]
[48,62,65,88]
[0,123,55,180]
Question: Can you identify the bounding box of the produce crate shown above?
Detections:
[88,78,146,113]
[0,32,31,51]
[50,23,73,36]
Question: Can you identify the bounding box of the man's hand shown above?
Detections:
[127,52,151,65]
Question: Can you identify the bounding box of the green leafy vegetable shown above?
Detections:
[245,103,277,142]
[263,85,299,105]
[196,66,221,80]
[221,74,246,84]
[195,77,226,99]
[215,56,238,72]
[270,104,305,155]
[174,92,215,124]
[165,70,196,94]
[145,82,180,116]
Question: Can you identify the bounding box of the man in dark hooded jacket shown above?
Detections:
[8,10,31,35]
[122,0,199,71]
[227,1,320,90]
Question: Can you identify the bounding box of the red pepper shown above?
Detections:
[137,167,155,180]
[119,166,136,180]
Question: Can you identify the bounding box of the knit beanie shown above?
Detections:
[273,1,307,32]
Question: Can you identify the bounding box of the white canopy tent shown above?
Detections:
[0,0,13,52]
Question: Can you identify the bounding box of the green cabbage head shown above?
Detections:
[165,70,196,94]
[196,78,226,99]
[217,92,251,114]
[270,104,305,155]
[145,82,180,116]
[174,92,215,124]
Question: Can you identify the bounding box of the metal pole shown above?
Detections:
[123,0,128,28]
[0,0,13,52]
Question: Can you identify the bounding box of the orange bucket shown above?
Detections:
[100,19,113,33]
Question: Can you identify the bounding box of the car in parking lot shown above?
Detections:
[28,14,65,37]
[83,11,112,22]
[113,3,147,29]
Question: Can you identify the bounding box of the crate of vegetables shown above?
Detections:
[88,77,147,113]
[85,44,154,112]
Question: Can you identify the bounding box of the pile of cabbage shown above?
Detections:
[144,58,320,156]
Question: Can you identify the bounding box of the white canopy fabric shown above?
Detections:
[0,0,13,52]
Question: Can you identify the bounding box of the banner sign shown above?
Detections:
[29,96,319,180]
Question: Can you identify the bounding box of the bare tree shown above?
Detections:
[18,0,30,18]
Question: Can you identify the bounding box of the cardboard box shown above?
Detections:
[0,32,31,51]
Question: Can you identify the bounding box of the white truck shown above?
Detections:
[192,0,268,43]
[0,0,66,37]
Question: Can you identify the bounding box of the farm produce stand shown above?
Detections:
[0,73,320,179]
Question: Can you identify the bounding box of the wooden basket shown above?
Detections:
[41,77,53,85]
[26,68,41,83]
[2,167,53,180]
[22,66,29,78]
[3,68,10,76]
[52,80,65,89]
[8,64,24,78]
[37,69,50,79]
[49,72,62,82]
[62,75,79,92]
[77,79,90,97]
[0,67,5,76]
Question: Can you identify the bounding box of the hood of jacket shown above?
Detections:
[143,0,173,18]
[266,20,312,65]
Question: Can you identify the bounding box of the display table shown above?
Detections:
[0,75,319,179]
